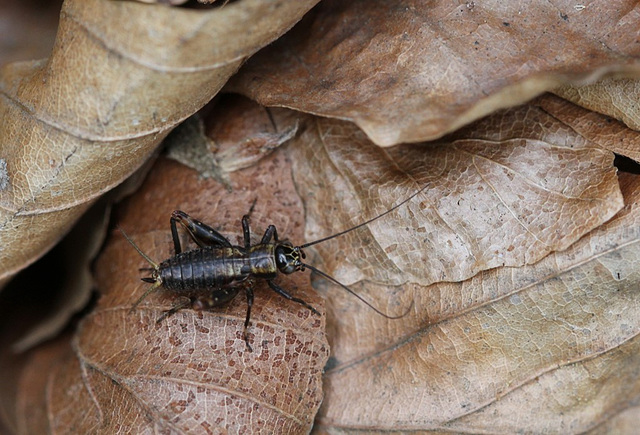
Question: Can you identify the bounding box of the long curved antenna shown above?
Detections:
[302,263,413,319]
[299,183,429,249]
[119,227,159,269]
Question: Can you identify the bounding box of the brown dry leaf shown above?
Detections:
[8,92,637,432]
[12,145,329,433]
[166,95,300,186]
[315,172,640,432]
[228,0,640,146]
[207,96,301,174]
[0,0,319,284]
[554,77,640,136]
[538,91,640,162]
[290,95,623,289]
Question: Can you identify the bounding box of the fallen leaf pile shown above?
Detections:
[1,0,639,433]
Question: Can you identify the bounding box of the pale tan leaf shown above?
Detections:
[229,0,640,146]
[291,95,624,289]
[588,405,640,434]
[539,90,640,162]
[554,77,640,142]
[316,171,640,433]
[0,0,319,283]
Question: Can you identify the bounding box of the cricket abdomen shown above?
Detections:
[158,244,279,292]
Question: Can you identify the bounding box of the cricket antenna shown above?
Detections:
[301,262,413,319]
[118,228,163,311]
[299,183,429,249]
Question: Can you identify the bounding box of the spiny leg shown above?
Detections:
[261,225,278,244]
[241,199,258,249]
[241,215,252,249]
[171,210,232,254]
[268,280,320,316]
[242,285,255,352]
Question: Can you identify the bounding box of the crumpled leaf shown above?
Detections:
[228,0,640,146]
[13,140,329,432]
[315,172,640,432]
[290,95,624,289]
[538,91,640,163]
[554,77,640,141]
[166,95,299,186]
[0,0,319,284]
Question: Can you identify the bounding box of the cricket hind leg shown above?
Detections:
[170,210,232,254]
[242,284,255,352]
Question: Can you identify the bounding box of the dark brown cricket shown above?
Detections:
[122,185,427,351]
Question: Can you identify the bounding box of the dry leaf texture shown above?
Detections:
[9,95,638,432]
[229,0,640,146]
[555,77,640,138]
[0,0,319,283]
[290,95,623,289]
[316,172,640,432]
[14,150,329,433]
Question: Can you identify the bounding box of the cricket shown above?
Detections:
[121,185,426,351]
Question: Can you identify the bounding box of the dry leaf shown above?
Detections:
[4,0,639,430]
[7,92,637,432]
[290,95,623,289]
[229,0,640,146]
[315,172,640,432]
[554,77,640,137]
[537,92,640,162]
[166,95,300,185]
[12,143,329,432]
[0,0,319,284]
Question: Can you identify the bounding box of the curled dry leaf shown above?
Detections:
[229,0,640,146]
[0,0,319,283]
[539,92,640,163]
[12,148,329,433]
[166,95,300,187]
[555,77,640,138]
[206,96,301,174]
[316,172,640,432]
[290,95,623,290]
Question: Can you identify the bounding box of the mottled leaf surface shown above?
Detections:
[229,0,640,146]
[315,171,640,433]
[291,96,624,289]
[0,0,318,283]
[555,78,640,147]
[15,145,329,433]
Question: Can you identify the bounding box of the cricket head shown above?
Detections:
[275,242,306,274]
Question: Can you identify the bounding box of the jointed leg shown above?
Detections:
[156,297,192,323]
[268,280,319,316]
[241,215,252,249]
[260,225,278,244]
[171,210,232,254]
[242,286,255,352]
[241,199,259,249]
